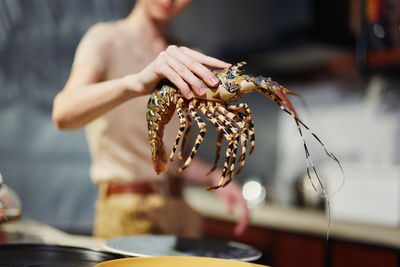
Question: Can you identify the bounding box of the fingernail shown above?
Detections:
[211,76,218,84]
[187,92,194,99]
[198,88,206,95]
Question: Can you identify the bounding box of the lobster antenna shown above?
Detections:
[306,146,331,240]
[274,90,331,192]
[290,108,332,240]
[255,86,344,197]
[281,108,345,197]
[273,96,333,240]
[294,116,345,196]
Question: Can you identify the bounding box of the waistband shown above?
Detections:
[101,178,183,197]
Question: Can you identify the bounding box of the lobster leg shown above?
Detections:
[201,103,238,190]
[169,98,187,161]
[206,102,251,176]
[211,106,239,183]
[200,105,230,189]
[207,130,223,175]
[227,103,255,155]
[215,103,248,176]
[205,103,243,175]
[176,100,207,173]
[178,107,192,160]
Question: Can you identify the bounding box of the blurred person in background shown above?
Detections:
[52,0,249,239]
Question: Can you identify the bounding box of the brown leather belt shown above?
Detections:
[106,179,183,197]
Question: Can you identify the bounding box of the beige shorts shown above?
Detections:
[93,182,203,239]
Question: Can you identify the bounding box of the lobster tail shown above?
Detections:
[150,140,167,175]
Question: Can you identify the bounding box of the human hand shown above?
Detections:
[214,180,249,236]
[127,45,231,99]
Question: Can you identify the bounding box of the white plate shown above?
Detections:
[103,235,262,262]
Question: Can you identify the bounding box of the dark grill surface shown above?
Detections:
[0,264,46,267]
[0,244,123,267]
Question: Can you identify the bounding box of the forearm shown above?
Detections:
[52,73,144,130]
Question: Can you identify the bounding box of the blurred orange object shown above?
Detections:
[96,256,268,267]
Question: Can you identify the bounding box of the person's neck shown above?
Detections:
[124,6,169,53]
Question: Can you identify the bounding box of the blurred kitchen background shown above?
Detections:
[0,0,400,249]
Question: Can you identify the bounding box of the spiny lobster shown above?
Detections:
[147,62,343,192]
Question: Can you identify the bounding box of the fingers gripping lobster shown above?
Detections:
[147,62,342,191]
